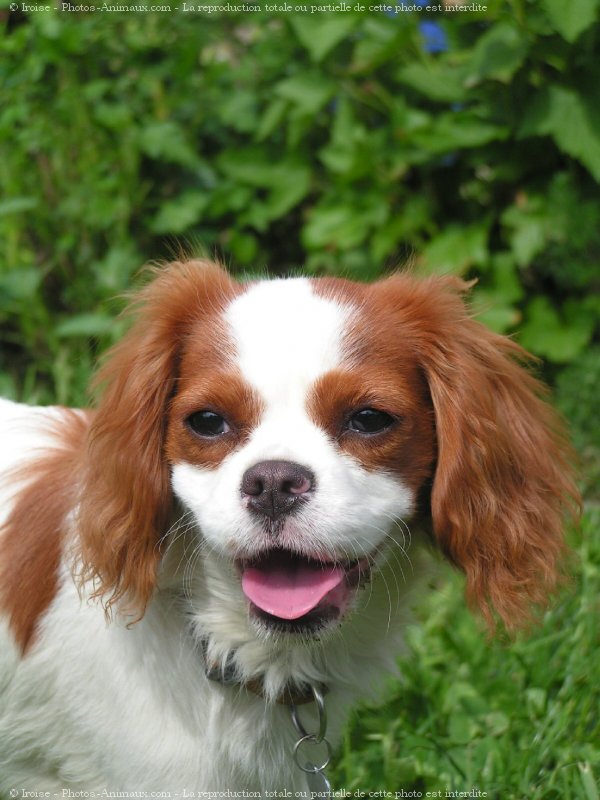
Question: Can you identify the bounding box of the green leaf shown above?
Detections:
[265,166,311,218]
[525,687,547,717]
[0,268,42,301]
[519,297,595,362]
[256,98,287,142]
[351,18,404,72]
[542,0,599,42]
[464,23,529,85]
[93,102,132,130]
[228,231,258,264]
[519,84,600,181]
[490,252,524,303]
[208,183,253,217]
[512,220,546,266]
[93,246,141,294]
[578,762,600,800]
[0,197,38,217]
[0,372,17,400]
[138,122,199,168]
[217,89,257,134]
[151,191,208,234]
[217,149,311,222]
[473,301,520,333]
[502,201,548,267]
[415,113,508,154]
[420,222,489,275]
[396,62,467,103]
[274,73,335,116]
[318,97,369,176]
[371,197,431,262]
[288,17,357,62]
[471,252,523,332]
[448,713,477,742]
[217,148,276,187]
[217,149,311,229]
[303,198,388,250]
[485,711,510,736]
[55,313,114,338]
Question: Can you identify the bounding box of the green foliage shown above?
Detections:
[331,510,600,798]
[0,9,598,795]
[555,347,600,499]
[1,3,600,404]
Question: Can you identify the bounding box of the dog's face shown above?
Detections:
[165,276,435,636]
[78,260,576,645]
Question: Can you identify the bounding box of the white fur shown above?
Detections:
[0,398,74,532]
[0,279,423,794]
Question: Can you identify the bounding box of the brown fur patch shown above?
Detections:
[309,367,436,494]
[0,410,90,652]
[166,371,263,469]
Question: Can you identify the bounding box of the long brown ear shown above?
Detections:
[398,276,580,631]
[78,259,236,616]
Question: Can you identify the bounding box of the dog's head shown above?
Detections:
[79,260,578,643]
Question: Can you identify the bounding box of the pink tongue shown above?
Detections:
[241,556,345,620]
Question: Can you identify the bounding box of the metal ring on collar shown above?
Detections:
[292,734,333,774]
[290,683,327,743]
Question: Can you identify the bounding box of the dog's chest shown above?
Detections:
[0,583,313,793]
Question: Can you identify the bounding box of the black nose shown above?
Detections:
[241,460,315,520]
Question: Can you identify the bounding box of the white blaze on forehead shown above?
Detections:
[225,278,351,404]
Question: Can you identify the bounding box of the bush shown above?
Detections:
[1,6,599,408]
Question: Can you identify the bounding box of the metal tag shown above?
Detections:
[305,766,332,798]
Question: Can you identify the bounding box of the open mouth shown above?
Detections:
[237,550,371,633]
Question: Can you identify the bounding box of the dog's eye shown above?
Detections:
[347,408,395,434]
[187,410,230,437]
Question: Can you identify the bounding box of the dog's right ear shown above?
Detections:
[414,278,580,631]
[372,273,580,632]
[78,260,237,617]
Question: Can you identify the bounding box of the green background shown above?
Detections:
[0,3,598,797]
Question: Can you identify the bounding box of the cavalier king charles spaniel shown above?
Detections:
[0,261,578,793]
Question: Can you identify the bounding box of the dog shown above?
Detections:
[0,260,578,793]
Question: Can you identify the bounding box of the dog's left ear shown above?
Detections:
[78,260,236,616]
[394,276,580,631]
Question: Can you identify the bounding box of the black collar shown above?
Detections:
[200,639,321,705]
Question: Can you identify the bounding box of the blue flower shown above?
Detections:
[380,4,448,55]
[419,20,448,53]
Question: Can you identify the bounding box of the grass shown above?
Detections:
[330,510,600,799]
